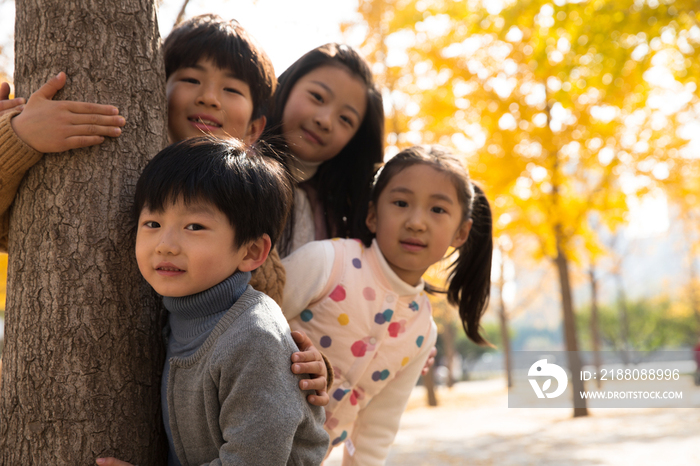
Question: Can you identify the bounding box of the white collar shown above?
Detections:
[288,156,323,183]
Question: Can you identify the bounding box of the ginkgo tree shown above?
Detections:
[348,0,700,417]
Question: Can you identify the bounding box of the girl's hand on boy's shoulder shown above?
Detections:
[96,457,134,466]
[421,346,438,376]
[291,330,330,407]
[0,82,25,118]
[11,72,126,153]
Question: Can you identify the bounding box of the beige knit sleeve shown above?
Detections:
[0,109,44,252]
[249,247,286,307]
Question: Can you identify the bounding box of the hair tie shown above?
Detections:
[371,164,385,188]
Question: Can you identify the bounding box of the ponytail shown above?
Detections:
[446,184,493,346]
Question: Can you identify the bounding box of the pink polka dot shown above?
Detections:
[329,285,346,302]
[362,287,376,301]
[351,340,368,357]
[325,416,339,430]
[388,322,401,337]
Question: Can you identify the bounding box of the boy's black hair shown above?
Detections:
[358,145,493,346]
[163,14,276,120]
[264,43,385,256]
[133,137,293,249]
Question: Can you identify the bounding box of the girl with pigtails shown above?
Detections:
[281,145,494,465]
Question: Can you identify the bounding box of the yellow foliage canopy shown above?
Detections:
[350,0,700,267]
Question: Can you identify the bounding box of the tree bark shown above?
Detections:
[1,0,168,464]
[588,266,602,389]
[554,235,588,417]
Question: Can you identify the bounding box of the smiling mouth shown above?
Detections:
[155,265,186,277]
[189,117,222,128]
[302,128,323,145]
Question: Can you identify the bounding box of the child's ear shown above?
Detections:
[451,219,472,249]
[243,115,266,145]
[237,234,272,272]
[365,202,378,234]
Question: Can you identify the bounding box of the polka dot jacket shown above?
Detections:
[283,238,436,463]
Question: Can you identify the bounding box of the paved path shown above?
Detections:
[325,378,700,465]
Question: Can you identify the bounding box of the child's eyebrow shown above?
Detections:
[389,186,455,204]
[311,80,362,120]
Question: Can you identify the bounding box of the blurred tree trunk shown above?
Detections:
[497,244,513,388]
[423,365,438,407]
[690,256,700,331]
[554,235,588,418]
[613,262,631,364]
[588,265,602,390]
[442,322,456,388]
[0,0,168,464]
[684,224,700,331]
[174,0,192,26]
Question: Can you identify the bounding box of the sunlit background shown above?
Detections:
[1,0,700,463]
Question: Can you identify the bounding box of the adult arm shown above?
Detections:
[342,323,438,466]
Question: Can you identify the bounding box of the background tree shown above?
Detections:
[0,0,168,463]
[577,294,697,354]
[348,0,700,417]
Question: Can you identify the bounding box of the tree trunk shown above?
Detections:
[423,365,438,407]
[614,270,631,364]
[497,247,513,388]
[588,266,602,389]
[554,235,588,417]
[442,322,456,388]
[174,0,192,27]
[1,1,168,464]
[687,242,700,332]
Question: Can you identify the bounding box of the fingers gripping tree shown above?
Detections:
[0,0,168,463]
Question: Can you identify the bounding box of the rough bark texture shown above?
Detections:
[0,0,168,464]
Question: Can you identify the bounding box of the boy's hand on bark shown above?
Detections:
[11,72,126,153]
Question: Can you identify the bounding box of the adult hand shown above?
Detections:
[291,330,330,407]
[11,72,126,153]
[421,346,437,376]
[0,82,25,118]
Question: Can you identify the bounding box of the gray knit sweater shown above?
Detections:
[163,279,329,465]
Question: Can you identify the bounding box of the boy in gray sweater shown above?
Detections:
[124,137,328,465]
